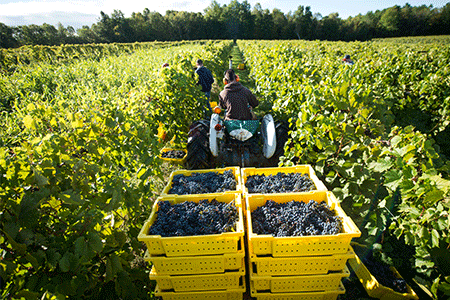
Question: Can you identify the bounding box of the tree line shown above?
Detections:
[1,0,450,48]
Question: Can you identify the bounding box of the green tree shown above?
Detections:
[319,13,342,40]
[110,10,134,42]
[380,5,401,34]
[77,25,101,43]
[148,11,169,41]
[293,5,314,39]
[252,3,274,39]
[0,22,18,48]
[272,8,290,39]
[222,0,254,40]
[204,0,226,39]
[129,12,149,42]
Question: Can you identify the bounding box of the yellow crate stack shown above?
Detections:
[138,167,246,300]
[138,165,362,299]
[242,166,361,300]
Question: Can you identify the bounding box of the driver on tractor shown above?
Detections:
[219,69,258,120]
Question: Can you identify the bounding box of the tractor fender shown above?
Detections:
[209,113,220,157]
[261,114,276,159]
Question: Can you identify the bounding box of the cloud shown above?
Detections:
[0,0,100,16]
[0,11,100,29]
[0,0,212,28]
[99,0,207,15]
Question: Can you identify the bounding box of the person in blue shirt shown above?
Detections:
[195,59,214,117]
[342,54,354,65]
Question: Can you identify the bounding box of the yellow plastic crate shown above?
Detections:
[241,165,327,195]
[150,266,245,292]
[246,192,360,257]
[250,282,345,300]
[348,246,419,300]
[159,148,187,164]
[154,283,245,300]
[144,238,245,275]
[161,167,242,197]
[138,193,245,257]
[250,265,349,293]
[250,248,355,276]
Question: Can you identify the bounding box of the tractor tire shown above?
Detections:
[185,120,214,170]
[268,121,290,166]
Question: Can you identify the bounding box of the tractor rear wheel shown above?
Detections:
[185,120,214,170]
[268,121,290,166]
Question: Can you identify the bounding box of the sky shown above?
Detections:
[0,0,448,29]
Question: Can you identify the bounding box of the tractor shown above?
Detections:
[185,107,289,170]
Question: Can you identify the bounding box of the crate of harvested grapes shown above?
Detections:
[348,245,419,300]
[150,266,245,292]
[250,282,345,300]
[246,191,360,257]
[143,237,246,275]
[161,167,241,198]
[249,248,355,276]
[249,266,350,293]
[138,193,244,257]
[241,165,327,196]
[154,283,246,300]
[159,148,187,164]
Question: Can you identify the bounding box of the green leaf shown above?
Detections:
[59,254,70,272]
[2,230,27,255]
[14,290,40,299]
[384,170,402,191]
[88,232,103,253]
[344,143,359,156]
[59,190,82,205]
[424,189,444,206]
[33,169,49,187]
[369,158,393,172]
[46,249,61,270]
[74,237,88,258]
[390,135,402,147]
[431,229,440,248]
[438,281,450,295]
[396,144,415,158]
[25,253,39,269]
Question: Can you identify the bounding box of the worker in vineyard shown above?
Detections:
[195,59,214,117]
[342,54,354,65]
[219,69,258,121]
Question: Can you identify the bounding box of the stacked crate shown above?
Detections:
[242,165,361,300]
[138,167,247,300]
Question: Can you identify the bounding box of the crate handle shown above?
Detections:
[344,216,361,235]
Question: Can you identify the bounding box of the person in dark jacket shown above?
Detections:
[195,59,214,116]
[219,69,258,120]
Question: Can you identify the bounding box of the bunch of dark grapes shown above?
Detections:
[354,247,408,294]
[148,199,238,237]
[169,170,237,195]
[161,150,185,159]
[251,200,342,237]
[245,172,315,194]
